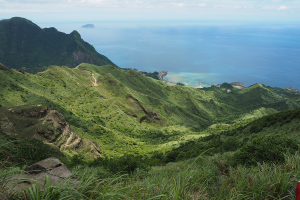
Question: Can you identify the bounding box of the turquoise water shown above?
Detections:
[39,21,300,89]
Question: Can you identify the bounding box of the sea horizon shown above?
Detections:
[35,20,300,90]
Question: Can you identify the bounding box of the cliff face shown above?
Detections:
[0,17,116,72]
[0,105,102,158]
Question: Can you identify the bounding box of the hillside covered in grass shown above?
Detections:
[1,62,300,199]
[0,17,116,73]
[163,107,300,163]
[1,63,299,158]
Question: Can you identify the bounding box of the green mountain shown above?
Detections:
[164,107,300,162]
[1,63,300,199]
[0,17,116,73]
[0,63,299,157]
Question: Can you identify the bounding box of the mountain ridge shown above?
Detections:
[1,63,299,157]
[0,17,116,73]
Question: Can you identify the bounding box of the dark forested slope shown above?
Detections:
[0,17,116,72]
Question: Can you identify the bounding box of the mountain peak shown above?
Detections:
[0,17,116,71]
[2,17,40,29]
[70,30,81,39]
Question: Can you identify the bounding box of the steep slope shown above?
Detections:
[0,105,102,158]
[0,63,299,156]
[0,17,116,72]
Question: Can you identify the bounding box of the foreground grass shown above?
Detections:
[1,151,298,200]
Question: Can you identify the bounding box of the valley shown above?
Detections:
[1,62,299,158]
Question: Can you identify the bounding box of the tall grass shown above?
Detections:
[1,150,298,199]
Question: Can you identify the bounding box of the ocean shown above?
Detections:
[38,21,300,89]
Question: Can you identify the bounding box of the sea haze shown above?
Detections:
[38,21,300,89]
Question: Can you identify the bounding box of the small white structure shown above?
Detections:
[227,89,231,94]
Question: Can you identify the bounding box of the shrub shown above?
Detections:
[67,153,86,168]
[13,138,63,166]
[221,137,239,152]
[233,135,298,166]
[220,82,233,89]
[89,155,150,174]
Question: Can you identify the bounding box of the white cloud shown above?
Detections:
[213,4,253,9]
[278,5,289,10]
[170,3,185,7]
[0,9,43,13]
[198,3,206,7]
[262,5,291,10]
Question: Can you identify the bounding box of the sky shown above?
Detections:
[0,0,300,22]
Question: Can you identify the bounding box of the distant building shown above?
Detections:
[295,89,299,92]
[227,89,231,94]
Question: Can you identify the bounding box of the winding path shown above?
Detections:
[91,73,98,86]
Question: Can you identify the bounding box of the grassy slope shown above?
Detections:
[0,64,300,157]
[165,108,300,162]
[1,65,300,199]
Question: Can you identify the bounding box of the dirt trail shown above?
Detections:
[91,73,98,86]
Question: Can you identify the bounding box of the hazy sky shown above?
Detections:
[1,0,300,22]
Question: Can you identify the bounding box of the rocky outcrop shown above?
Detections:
[0,105,102,158]
[126,95,162,123]
[17,68,25,74]
[0,63,10,72]
[3,158,80,196]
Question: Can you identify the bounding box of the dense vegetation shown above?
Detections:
[1,63,299,157]
[0,17,116,73]
[1,62,300,199]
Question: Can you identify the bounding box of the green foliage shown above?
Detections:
[176,82,185,86]
[0,61,300,158]
[221,136,239,152]
[13,138,63,166]
[163,108,300,164]
[89,155,150,174]
[2,148,300,199]
[67,153,87,168]
[220,82,233,89]
[249,108,300,133]
[0,135,64,168]
[233,135,298,166]
[141,71,160,80]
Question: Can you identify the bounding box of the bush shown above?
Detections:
[221,137,239,152]
[13,138,63,166]
[233,135,298,166]
[89,154,150,174]
[220,82,233,89]
[67,153,86,168]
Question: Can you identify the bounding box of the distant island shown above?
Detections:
[82,24,95,28]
